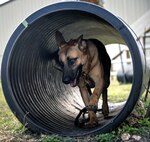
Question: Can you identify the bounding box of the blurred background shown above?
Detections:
[0,0,150,83]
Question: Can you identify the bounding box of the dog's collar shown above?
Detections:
[81,72,95,88]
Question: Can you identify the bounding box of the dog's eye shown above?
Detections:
[68,58,77,66]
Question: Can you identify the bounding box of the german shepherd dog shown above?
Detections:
[55,31,111,127]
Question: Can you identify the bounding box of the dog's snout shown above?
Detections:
[63,76,70,84]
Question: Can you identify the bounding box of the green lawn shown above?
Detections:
[0,80,131,131]
[0,83,26,141]
[108,80,132,102]
[0,81,149,141]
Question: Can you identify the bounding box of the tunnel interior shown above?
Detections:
[2,5,143,136]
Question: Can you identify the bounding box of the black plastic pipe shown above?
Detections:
[1,2,148,137]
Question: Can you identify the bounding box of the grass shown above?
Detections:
[96,111,150,142]
[108,80,132,102]
[96,132,117,142]
[96,116,150,142]
[0,83,27,141]
[0,80,149,141]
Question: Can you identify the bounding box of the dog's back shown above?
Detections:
[89,39,111,88]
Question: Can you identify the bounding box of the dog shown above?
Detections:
[55,31,111,127]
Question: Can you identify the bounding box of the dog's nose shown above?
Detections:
[63,77,70,84]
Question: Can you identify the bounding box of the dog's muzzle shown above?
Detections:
[63,70,80,87]
[62,66,82,87]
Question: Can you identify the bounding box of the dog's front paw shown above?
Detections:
[102,103,109,118]
[85,111,98,127]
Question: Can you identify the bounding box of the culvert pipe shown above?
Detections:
[1,2,148,137]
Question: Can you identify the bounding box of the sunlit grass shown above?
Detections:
[108,80,132,102]
[0,80,132,135]
[0,80,149,141]
[0,83,24,136]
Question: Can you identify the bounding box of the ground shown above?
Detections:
[0,81,150,142]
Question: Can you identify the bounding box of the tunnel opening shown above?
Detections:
[1,2,145,137]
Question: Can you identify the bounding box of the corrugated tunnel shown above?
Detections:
[1,2,147,137]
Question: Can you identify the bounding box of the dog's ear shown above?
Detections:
[55,31,66,49]
[77,35,87,52]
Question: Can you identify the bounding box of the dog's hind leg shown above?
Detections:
[102,88,109,118]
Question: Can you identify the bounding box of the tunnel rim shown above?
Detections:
[1,1,145,136]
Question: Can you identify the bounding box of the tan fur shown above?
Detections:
[55,31,110,126]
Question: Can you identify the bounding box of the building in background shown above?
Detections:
[103,0,150,81]
[104,0,150,52]
[0,0,61,77]
[0,0,150,79]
